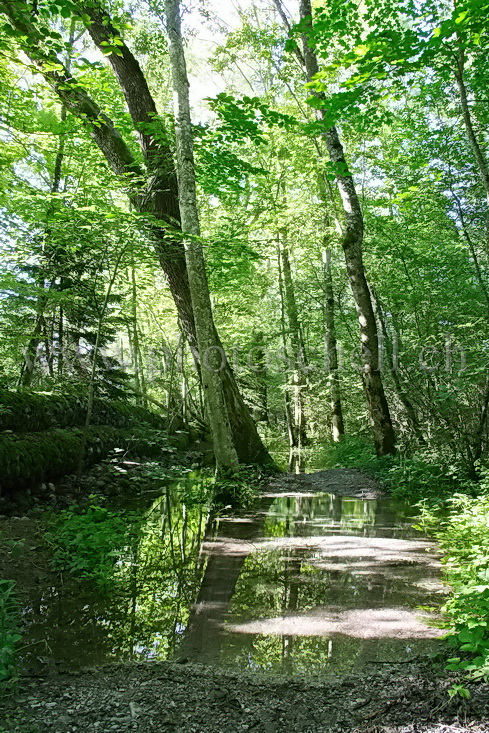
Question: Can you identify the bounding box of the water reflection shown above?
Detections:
[180,492,446,674]
[20,486,446,676]
[21,475,210,670]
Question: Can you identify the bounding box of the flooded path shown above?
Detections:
[179,489,446,674]
[19,471,446,676]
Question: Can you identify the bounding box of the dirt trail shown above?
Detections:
[267,468,384,499]
[1,659,489,733]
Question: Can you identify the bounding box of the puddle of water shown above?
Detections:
[20,484,446,676]
[20,475,211,670]
[179,493,446,675]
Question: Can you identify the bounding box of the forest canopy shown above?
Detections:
[0,0,489,476]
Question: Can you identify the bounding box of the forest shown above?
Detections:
[1,0,489,731]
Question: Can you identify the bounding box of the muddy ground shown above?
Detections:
[1,467,488,733]
[267,468,385,499]
[1,658,489,733]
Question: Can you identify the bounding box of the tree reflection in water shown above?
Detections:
[21,474,212,670]
[180,492,446,674]
[21,487,446,675]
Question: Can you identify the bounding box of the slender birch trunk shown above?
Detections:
[370,287,425,446]
[278,245,304,472]
[279,243,307,448]
[163,0,238,473]
[323,248,345,441]
[250,331,268,423]
[298,0,396,456]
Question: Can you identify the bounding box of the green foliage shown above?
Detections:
[314,437,475,502]
[0,579,20,684]
[0,389,167,433]
[378,456,475,503]
[213,465,268,510]
[312,435,378,471]
[417,490,489,681]
[45,501,141,589]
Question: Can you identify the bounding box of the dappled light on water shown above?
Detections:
[19,480,446,676]
[179,492,446,674]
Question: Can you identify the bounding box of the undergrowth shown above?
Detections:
[212,465,268,510]
[45,500,142,590]
[417,488,489,686]
[44,468,212,589]
[0,578,20,686]
[311,435,477,502]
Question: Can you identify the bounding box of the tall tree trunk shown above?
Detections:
[323,248,345,441]
[19,313,43,387]
[297,0,396,456]
[370,287,425,446]
[163,0,238,472]
[455,46,489,250]
[129,256,147,407]
[279,243,308,450]
[250,330,268,423]
[278,246,303,472]
[78,2,272,465]
[1,2,274,467]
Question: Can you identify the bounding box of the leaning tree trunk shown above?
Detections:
[298,0,396,456]
[77,2,273,466]
[0,1,274,467]
[455,46,489,251]
[163,0,238,472]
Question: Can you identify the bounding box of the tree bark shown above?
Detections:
[278,246,304,472]
[1,1,274,467]
[323,248,345,441]
[279,243,307,450]
[298,0,396,456]
[129,255,147,407]
[455,46,489,249]
[163,0,239,472]
[370,287,426,446]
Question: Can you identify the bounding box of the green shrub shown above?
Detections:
[310,435,378,471]
[312,436,476,502]
[0,579,21,684]
[417,491,489,681]
[213,465,267,509]
[45,502,142,589]
[379,454,475,502]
